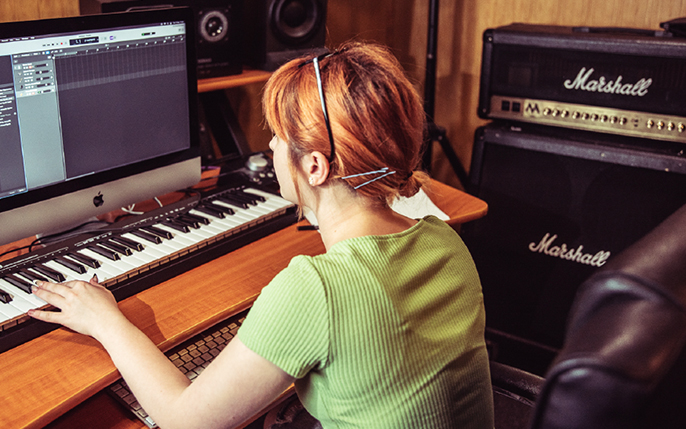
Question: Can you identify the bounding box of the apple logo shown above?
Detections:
[93,191,104,207]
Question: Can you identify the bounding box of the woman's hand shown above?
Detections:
[29,278,126,340]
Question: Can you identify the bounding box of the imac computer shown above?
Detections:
[0,7,201,247]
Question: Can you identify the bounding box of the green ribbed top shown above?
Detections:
[238,216,494,428]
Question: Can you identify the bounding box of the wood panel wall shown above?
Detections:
[3,0,686,188]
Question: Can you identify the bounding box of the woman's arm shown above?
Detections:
[30,280,294,429]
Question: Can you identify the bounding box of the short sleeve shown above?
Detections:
[237,255,329,378]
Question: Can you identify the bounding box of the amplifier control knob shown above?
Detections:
[610,116,618,124]
[246,154,270,171]
[582,113,590,120]
[657,121,665,130]
[591,114,599,121]
[561,110,570,118]
[678,123,685,133]
[668,122,675,131]
[601,115,608,123]
[620,117,628,125]
[572,111,581,119]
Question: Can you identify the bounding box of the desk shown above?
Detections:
[0,181,486,429]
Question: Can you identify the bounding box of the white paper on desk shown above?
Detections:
[303,188,449,227]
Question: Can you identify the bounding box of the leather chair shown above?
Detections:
[529,204,686,429]
[491,360,544,429]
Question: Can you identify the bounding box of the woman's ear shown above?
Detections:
[302,151,331,186]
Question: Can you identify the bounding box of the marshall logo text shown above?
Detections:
[563,67,652,97]
[529,233,611,267]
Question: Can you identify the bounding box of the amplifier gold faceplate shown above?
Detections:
[490,95,686,144]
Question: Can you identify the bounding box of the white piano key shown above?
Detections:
[0,278,47,307]
[0,301,24,322]
[243,189,293,209]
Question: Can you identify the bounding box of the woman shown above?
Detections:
[30,41,494,429]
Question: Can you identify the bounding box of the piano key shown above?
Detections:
[0,289,11,304]
[78,249,137,278]
[224,192,258,206]
[143,226,174,240]
[181,213,210,225]
[100,240,133,257]
[87,245,120,261]
[110,235,145,252]
[175,216,201,229]
[120,233,171,258]
[243,189,293,209]
[130,229,163,244]
[68,252,101,269]
[194,205,227,219]
[211,201,260,222]
[216,195,249,209]
[54,256,88,275]
[161,219,190,233]
[43,260,92,283]
[153,224,203,247]
[3,275,34,294]
[0,278,47,307]
[0,300,24,324]
[17,269,48,284]
[31,264,67,283]
[238,189,266,202]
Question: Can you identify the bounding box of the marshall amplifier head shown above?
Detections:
[462,122,686,375]
[80,0,244,78]
[478,23,686,145]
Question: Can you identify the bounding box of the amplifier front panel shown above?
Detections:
[489,95,686,144]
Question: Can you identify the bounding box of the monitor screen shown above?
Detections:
[0,8,201,246]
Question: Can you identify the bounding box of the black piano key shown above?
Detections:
[195,205,226,219]
[174,216,200,229]
[229,192,259,205]
[131,229,163,244]
[142,226,174,240]
[88,245,120,261]
[161,220,190,233]
[99,240,133,257]
[55,256,88,274]
[0,288,12,304]
[182,213,211,225]
[3,275,33,294]
[239,190,266,202]
[68,252,101,269]
[216,195,249,209]
[208,203,235,216]
[31,264,67,283]
[18,269,48,283]
[110,235,145,252]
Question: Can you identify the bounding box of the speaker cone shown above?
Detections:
[270,0,323,44]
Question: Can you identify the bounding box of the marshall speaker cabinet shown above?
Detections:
[461,122,686,376]
[80,0,244,78]
[478,23,686,146]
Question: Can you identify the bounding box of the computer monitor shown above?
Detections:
[0,7,201,246]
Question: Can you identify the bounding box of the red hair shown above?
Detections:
[262,41,428,207]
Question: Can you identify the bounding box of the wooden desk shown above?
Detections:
[0,182,486,429]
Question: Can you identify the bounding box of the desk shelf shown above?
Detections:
[198,69,272,93]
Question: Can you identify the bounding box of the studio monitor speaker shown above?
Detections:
[242,0,327,71]
[462,122,686,375]
[79,0,243,78]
